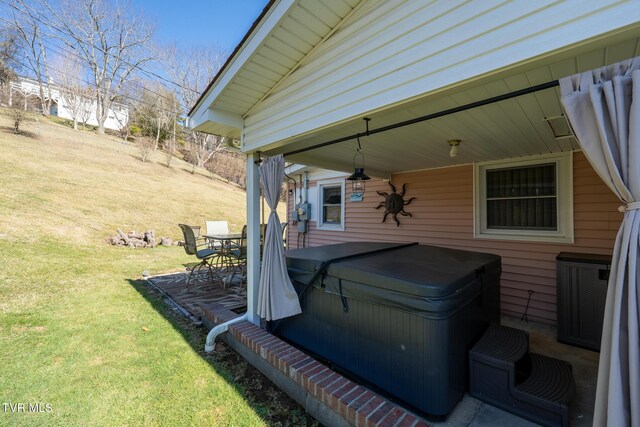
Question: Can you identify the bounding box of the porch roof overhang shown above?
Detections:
[188,0,362,134]
[188,0,640,178]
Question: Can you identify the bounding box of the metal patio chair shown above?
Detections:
[225,225,248,286]
[178,223,219,288]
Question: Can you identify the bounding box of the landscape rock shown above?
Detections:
[144,231,157,248]
[129,231,144,240]
[109,229,169,248]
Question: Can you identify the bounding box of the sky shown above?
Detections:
[131,0,270,52]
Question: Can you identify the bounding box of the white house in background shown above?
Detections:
[8,76,128,131]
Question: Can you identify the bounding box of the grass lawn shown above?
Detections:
[0,110,303,426]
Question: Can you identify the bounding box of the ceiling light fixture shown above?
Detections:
[448,139,461,157]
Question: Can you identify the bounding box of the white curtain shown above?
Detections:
[560,57,640,427]
[256,155,302,321]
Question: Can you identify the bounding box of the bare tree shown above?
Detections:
[165,45,225,113]
[9,1,52,115]
[0,28,19,104]
[167,96,183,167]
[164,45,227,168]
[49,55,87,130]
[189,133,227,168]
[44,0,155,134]
[127,77,180,155]
[113,106,131,141]
[78,92,93,128]
[146,80,174,151]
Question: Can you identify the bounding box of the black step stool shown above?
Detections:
[469,324,575,427]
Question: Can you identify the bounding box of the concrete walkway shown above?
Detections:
[430,394,539,427]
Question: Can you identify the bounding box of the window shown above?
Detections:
[474,153,573,243]
[317,179,345,230]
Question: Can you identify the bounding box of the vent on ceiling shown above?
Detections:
[543,115,576,142]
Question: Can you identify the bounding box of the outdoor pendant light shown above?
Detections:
[347,135,370,197]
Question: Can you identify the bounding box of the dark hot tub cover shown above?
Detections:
[286,242,500,316]
[280,242,502,416]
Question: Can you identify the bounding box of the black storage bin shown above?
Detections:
[279,242,501,416]
[556,252,611,351]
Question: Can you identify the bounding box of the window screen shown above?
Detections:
[486,163,557,230]
[321,186,342,225]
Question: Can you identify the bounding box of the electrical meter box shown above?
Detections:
[294,203,311,233]
[295,203,311,222]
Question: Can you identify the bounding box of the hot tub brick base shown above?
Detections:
[200,302,429,427]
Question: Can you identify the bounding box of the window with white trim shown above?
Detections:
[474,153,573,243]
[317,179,345,230]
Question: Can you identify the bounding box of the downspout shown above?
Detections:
[303,171,309,207]
[204,313,248,353]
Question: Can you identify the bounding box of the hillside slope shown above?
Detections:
[0,109,300,427]
[0,110,256,244]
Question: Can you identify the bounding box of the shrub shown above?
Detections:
[178,147,198,173]
[205,151,246,187]
[9,107,32,134]
[137,137,154,162]
[129,124,141,136]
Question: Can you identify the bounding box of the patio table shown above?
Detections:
[203,233,243,286]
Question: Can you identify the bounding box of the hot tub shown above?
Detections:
[277,242,501,416]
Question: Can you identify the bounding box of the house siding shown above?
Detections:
[286,152,622,325]
[244,0,640,151]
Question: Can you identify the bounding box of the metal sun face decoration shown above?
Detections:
[376,181,415,227]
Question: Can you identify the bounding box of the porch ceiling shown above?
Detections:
[263,32,640,178]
